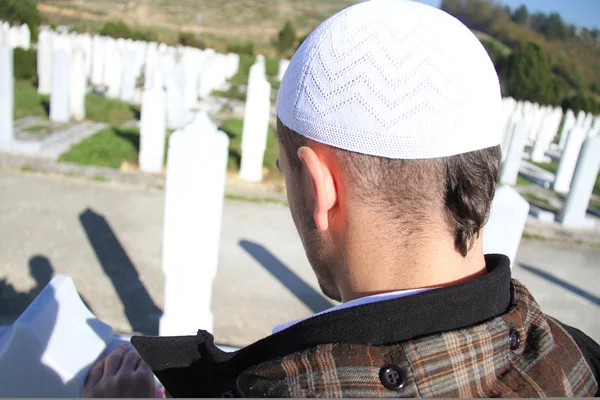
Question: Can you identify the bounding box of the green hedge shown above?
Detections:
[14,48,36,80]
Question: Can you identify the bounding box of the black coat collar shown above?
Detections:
[132,254,512,397]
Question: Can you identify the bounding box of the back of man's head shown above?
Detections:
[276,0,503,300]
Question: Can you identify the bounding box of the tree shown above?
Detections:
[562,91,600,115]
[0,0,41,42]
[498,42,556,104]
[511,5,529,26]
[100,20,133,39]
[480,38,506,65]
[273,21,297,56]
[542,13,568,40]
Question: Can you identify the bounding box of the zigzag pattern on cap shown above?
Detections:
[277,0,502,160]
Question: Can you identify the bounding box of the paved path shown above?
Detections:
[1,170,599,347]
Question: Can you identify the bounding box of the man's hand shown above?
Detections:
[83,343,156,398]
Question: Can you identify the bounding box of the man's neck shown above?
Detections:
[335,213,487,303]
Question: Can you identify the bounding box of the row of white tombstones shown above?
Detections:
[0,106,541,397]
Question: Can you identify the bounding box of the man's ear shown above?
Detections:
[297,146,337,231]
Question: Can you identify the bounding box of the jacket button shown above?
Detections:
[509,328,521,350]
[379,365,406,390]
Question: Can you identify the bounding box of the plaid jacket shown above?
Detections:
[133,254,600,397]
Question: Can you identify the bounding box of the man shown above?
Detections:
[84,0,600,397]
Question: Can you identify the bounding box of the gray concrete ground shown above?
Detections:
[1,170,599,348]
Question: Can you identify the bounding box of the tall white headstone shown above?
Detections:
[0,45,14,151]
[553,127,587,194]
[8,26,19,49]
[120,46,137,103]
[225,53,240,79]
[558,109,576,150]
[499,120,527,186]
[37,30,53,95]
[558,135,600,228]
[482,186,530,268]
[49,48,70,123]
[105,46,122,99]
[18,23,30,50]
[165,74,185,129]
[239,62,271,182]
[160,112,230,336]
[139,84,167,173]
[91,35,105,86]
[69,46,87,121]
[278,59,290,81]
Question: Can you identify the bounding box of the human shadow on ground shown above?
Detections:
[519,263,600,306]
[41,99,50,118]
[0,256,95,326]
[79,209,162,335]
[0,257,109,396]
[239,240,334,313]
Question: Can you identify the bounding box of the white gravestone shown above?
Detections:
[91,35,105,86]
[482,186,530,268]
[0,275,118,397]
[69,46,87,121]
[531,108,562,162]
[37,30,54,95]
[278,59,290,81]
[0,45,14,151]
[49,48,70,123]
[553,127,587,194]
[499,120,527,186]
[18,23,30,50]
[8,26,19,49]
[120,46,137,103]
[102,38,116,88]
[160,112,230,336]
[226,53,240,79]
[165,74,185,129]
[139,84,167,173]
[0,22,9,46]
[558,109,576,151]
[105,46,122,99]
[558,135,600,229]
[239,62,271,182]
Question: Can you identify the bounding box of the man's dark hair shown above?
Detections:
[277,119,501,257]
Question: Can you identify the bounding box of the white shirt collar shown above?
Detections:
[272,287,437,334]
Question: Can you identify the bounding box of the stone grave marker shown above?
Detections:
[553,127,587,194]
[37,30,54,95]
[49,48,70,123]
[240,61,271,182]
[0,45,14,151]
[139,84,167,173]
[160,111,230,336]
[499,120,527,185]
[558,135,600,229]
[91,35,105,86]
[69,46,87,121]
[120,46,137,103]
[558,109,576,150]
[482,185,530,268]
[18,23,30,50]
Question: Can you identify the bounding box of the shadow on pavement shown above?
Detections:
[519,263,600,306]
[79,208,162,335]
[239,239,334,313]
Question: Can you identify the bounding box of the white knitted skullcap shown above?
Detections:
[276,0,502,159]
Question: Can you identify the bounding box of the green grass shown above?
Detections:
[532,161,558,175]
[218,118,279,176]
[20,165,34,172]
[522,191,552,206]
[265,58,279,77]
[58,127,141,169]
[533,160,600,197]
[211,86,246,102]
[85,93,138,124]
[516,175,531,186]
[590,198,600,210]
[23,124,47,132]
[14,79,49,120]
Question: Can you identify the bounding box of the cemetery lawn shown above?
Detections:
[85,93,139,125]
[14,79,49,120]
[533,160,600,196]
[218,118,281,179]
[58,127,142,169]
